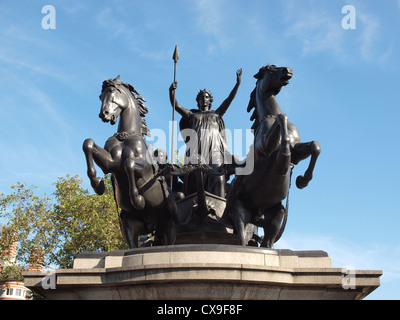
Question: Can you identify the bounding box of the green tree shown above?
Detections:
[0,174,127,270]
[51,174,127,267]
[0,182,53,268]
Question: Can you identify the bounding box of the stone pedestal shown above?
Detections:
[23,244,381,300]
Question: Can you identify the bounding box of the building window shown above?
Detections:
[0,285,27,299]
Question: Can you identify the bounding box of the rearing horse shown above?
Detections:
[225,65,321,248]
[83,76,177,248]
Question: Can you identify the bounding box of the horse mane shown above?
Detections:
[120,82,150,137]
[247,64,275,132]
[247,88,259,131]
[102,76,150,137]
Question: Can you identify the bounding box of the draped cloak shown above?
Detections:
[179,109,229,196]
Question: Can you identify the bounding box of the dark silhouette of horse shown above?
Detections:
[225,65,321,248]
[83,76,177,248]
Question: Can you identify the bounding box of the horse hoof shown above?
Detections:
[260,240,274,249]
[92,178,105,195]
[296,175,309,189]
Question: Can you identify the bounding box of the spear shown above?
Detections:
[170,45,179,188]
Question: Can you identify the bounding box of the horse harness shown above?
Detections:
[114,131,144,142]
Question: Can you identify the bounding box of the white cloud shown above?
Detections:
[59,2,88,15]
[94,6,171,63]
[191,0,236,51]
[281,1,392,66]
[349,1,395,67]
[282,1,347,59]
[357,12,381,62]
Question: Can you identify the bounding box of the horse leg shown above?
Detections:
[156,211,176,246]
[82,138,114,195]
[163,187,177,245]
[291,141,321,189]
[119,210,143,249]
[260,203,285,249]
[274,114,291,175]
[232,199,250,246]
[124,158,145,210]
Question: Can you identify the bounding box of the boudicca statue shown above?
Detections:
[168,68,242,199]
[82,49,320,249]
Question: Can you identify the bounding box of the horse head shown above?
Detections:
[254,64,293,96]
[98,76,150,136]
[99,75,129,125]
[247,64,294,128]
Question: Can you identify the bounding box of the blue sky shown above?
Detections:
[0,0,399,299]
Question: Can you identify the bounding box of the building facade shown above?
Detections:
[0,227,31,300]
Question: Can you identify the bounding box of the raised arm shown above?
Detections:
[216,68,242,117]
[169,81,191,118]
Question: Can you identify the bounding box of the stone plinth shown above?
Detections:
[23,244,382,300]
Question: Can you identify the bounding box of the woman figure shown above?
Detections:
[169,69,242,198]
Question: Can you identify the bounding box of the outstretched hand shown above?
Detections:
[236,68,242,83]
[169,81,178,92]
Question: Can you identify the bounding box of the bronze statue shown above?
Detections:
[82,50,320,249]
[224,64,321,248]
[169,69,242,198]
[83,76,177,248]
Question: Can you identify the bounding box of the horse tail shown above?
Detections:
[111,175,129,245]
[274,167,293,243]
[274,188,289,243]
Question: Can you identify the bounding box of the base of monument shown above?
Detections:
[23,244,381,300]
[175,231,237,245]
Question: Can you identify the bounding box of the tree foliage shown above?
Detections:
[0,174,127,269]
